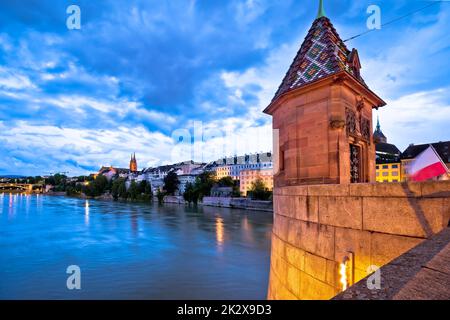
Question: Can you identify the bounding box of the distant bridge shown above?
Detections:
[0,183,44,193]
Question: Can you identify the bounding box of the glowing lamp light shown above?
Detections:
[339,260,348,291]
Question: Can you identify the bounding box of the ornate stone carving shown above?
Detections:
[330,117,345,130]
[356,96,365,112]
[345,108,356,135]
[361,117,371,142]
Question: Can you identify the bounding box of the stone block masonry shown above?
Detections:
[267,180,450,300]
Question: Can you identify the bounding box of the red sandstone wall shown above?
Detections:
[271,78,378,187]
[268,181,450,300]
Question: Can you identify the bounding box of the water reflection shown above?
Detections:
[216,217,224,249]
[85,200,90,226]
[0,195,273,299]
[8,193,14,218]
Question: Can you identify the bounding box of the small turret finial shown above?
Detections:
[376,115,381,131]
[316,0,326,19]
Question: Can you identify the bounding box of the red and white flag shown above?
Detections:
[409,145,448,182]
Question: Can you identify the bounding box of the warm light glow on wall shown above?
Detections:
[339,261,348,291]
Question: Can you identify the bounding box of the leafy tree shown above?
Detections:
[193,171,216,200]
[118,180,128,199]
[163,171,180,195]
[217,176,234,187]
[139,180,153,201]
[183,182,199,205]
[216,176,241,197]
[83,175,108,197]
[128,181,139,200]
[112,178,128,200]
[111,178,122,199]
[137,180,147,194]
[248,178,272,201]
[156,189,165,204]
[144,181,152,196]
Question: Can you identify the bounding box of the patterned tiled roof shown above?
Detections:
[272,16,366,102]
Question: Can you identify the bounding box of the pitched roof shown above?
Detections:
[376,142,401,164]
[402,141,450,162]
[272,16,366,102]
[376,143,401,155]
[211,152,273,166]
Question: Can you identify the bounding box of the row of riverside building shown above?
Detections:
[374,118,450,182]
[95,152,274,197]
[94,121,449,197]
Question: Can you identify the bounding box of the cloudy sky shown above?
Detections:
[0,0,449,176]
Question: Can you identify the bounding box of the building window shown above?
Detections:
[280,149,285,172]
[382,172,389,177]
[392,172,399,176]
[376,165,379,169]
[392,164,399,169]
[350,144,361,183]
[382,165,388,169]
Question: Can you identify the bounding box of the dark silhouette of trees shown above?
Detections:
[248,178,272,201]
[163,171,180,195]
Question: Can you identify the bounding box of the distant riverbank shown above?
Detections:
[163,195,273,212]
[43,192,273,213]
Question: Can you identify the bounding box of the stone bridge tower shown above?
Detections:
[264,1,386,186]
[265,1,450,301]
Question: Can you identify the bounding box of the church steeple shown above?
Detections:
[373,115,387,144]
[316,0,326,19]
[130,152,138,172]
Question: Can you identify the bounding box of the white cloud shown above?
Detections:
[0,121,178,176]
[0,66,36,90]
[376,88,450,151]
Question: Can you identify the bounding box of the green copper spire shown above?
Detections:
[316,0,326,19]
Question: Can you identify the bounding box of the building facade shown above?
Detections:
[376,162,402,183]
[177,174,197,195]
[239,168,273,196]
[374,117,402,183]
[214,161,273,181]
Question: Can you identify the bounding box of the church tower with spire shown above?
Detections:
[130,153,138,172]
[264,0,386,185]
[373,116,387,144]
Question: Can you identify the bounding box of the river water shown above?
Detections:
[0,193,273,300]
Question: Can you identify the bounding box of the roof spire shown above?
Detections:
[316,0,326,19]
[376,115,381,131]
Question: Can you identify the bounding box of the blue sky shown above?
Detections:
[0,0,449,176]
